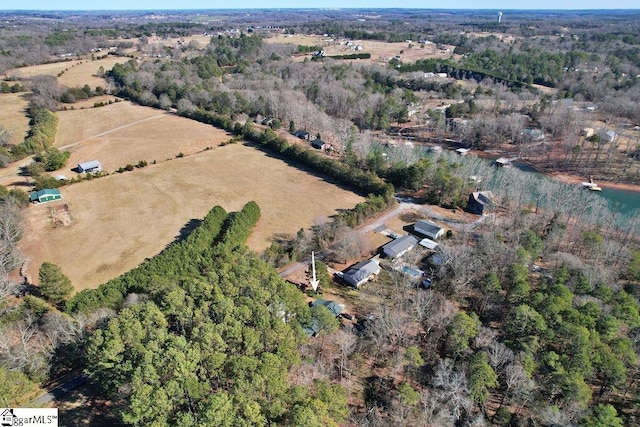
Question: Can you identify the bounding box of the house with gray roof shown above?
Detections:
[603,130,617,143]
[293,129,310,140]
[382,235,418,259]
[467,191,495,216]
[311,138,327,150]
[414,220,445,240]
[342,258,381,288]
[77,160,102,173]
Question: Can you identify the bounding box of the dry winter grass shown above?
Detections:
[5,61,79,80]
[55,101,164,147]
[57,57,130,88]
[20,143,364,290]
[0,92,30,144]
[5,57,129,88]
[55,102,231,173]
[266,34,453,64]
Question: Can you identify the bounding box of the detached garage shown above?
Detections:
[77,160,102,173]
[30,188,62,203]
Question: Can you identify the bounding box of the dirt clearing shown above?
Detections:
[20,143,364,290]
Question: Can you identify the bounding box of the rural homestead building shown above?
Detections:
[311,138,327,150]
[342,258,381,288]
[603,130,617,143]
[77,160,102,173]
[524,128,545,141]
[467,191,496,216]
[382,234,419,259]
[419,238,439,251]
[305,298,345,337]
[293,129,310,140]
[29,188,62,203]
[414,220,445,240]
[495,157,512,168]
[311,298,345,317]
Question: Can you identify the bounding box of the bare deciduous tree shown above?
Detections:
[0,125,12,146]
[335,326,357,381]
[432,358,473,422]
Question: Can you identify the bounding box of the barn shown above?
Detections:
[77,160,102,173]
[29,188,62,203]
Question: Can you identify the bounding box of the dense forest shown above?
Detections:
[0,8,639,427]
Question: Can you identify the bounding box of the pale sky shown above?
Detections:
[4,1,639,10]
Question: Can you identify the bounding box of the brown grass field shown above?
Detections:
[55,101,167,147]
[19,143,364,290]
[266,34,453,64]
[5,57,129,88]
[0,92,30,144]
[4,60,81,80]
[57,57,131,88]
[53,102,231,175]
[145,34,212,50]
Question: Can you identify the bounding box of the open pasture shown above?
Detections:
[20,143,364,290]
[55,101,167,147]
[0,92,30,144]
[57,57,131,88]
[266,33,452,63]
[5,57,128,89]
[56,103,230,174]
[5,60,81,80]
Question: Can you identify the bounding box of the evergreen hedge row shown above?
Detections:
[67,205,230,313]
[11,106,59,158]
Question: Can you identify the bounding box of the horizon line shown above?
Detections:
[3,7,640,11]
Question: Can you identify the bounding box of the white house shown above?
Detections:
[414,220,445,240]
